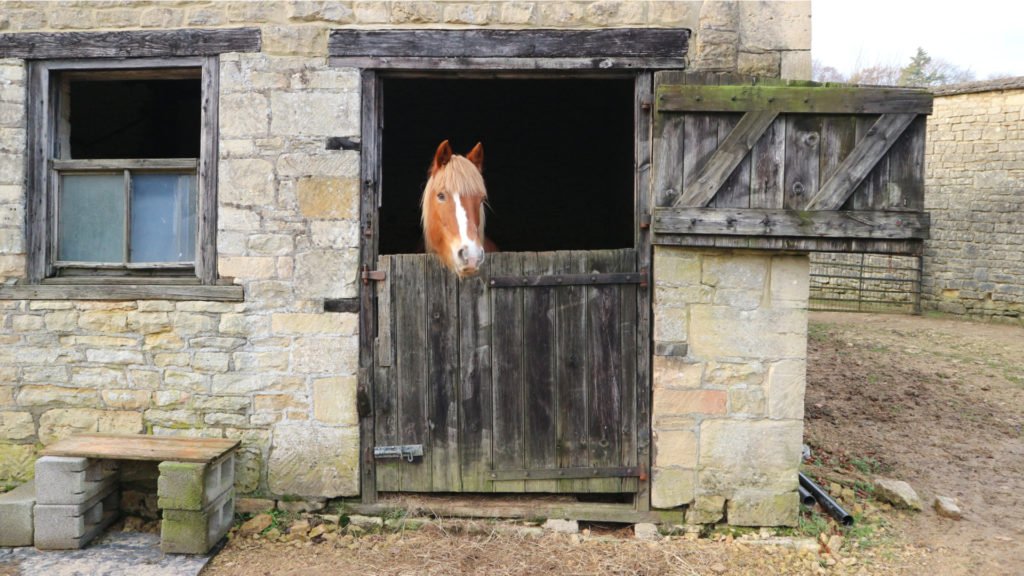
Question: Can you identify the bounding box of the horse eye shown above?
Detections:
[436,192,446,202]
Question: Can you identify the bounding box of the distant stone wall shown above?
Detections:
[651,249,808,526]
[0,1,811,523]
[923,79,1024,323]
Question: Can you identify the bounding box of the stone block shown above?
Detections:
[35,456,118,505]
[268,423,359,498]
[651,467,696,509]
[157,452,235,511]
[0,411,35,440]
[271,312,358,335]
[653,388,726,416]
[767,359,806,420]
[654,429,698,468]
[652,356,701,389]
[312,376,358,425]
[0,480,35,547]
[770,255,809,306]
[34,486,119,549]
[727,490,799,527]
[0,443,36,482]
[235,497,275,514]
[685,494,726,525]
[689,305,806,361]
[542,518,578,533]
[698,420,802,495]
[161,488,234,554]
[296,177,359,220]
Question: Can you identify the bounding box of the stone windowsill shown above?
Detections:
[0,283,244,302]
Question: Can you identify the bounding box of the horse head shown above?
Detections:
[422,140,488,277]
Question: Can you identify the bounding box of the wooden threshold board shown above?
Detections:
[42,434,239,463]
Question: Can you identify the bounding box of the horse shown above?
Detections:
[421,139,494,277]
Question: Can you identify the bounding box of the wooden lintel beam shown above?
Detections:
[329,28,690,59]
[804,113,917,210]
[0,28,261,59]
[653,208,930,239]
[657,85,933,115]
[673,110,778,207]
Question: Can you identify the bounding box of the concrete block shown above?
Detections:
[35,456,118,505]
[34,486,119,549]
[157,452,235,511]
[0,480,35,547]
[161,488,234,554]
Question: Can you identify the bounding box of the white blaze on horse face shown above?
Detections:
[452,193,484,271]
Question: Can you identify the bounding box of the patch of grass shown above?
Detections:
[381,507,408,523]
[850,456,884,476]
[808,322,834,343]
[795,507,830,539]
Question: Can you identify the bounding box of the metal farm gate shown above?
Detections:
[372,250,642,493]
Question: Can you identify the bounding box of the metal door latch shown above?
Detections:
[373,444,423,463]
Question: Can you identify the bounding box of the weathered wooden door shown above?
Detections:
[373,249,642,493]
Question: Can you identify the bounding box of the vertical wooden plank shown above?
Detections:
[426,257,460,491]
[783,115,822,209]
[555,250,590,493]
[489,253,526,492]
[586,249,624,492]
[682,113,718,195]
[618,249,639,493]
[850,115,882,209]
[820,115,857,185]
[522,252,558,492]
[750,116,785,208]
[359,69,381,502]
[26,62,49,283]
[196,55,219,285]
[652,113,684,208]
[458,259,492,491]
[886,115,926,211]
[634,71,653,509]
[712,113,751,208]
[396,254,431,491]
[373,255,399,492]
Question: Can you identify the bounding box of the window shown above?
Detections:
[54,73,200,272]
[23,58,226,296]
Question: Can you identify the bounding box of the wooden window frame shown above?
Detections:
[9,56,240,301]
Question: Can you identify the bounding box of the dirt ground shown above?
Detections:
[199,311,1023,576]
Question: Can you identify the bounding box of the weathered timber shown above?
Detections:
[783,114,822,209]
[360,69,382,502]
[674,110,778,207]
[349,498,681,525]
[329,28,689,58]
[52,159,198,171]
[522,253,558,493]
[458,259,492,492]
[0,28,261,59]
[26,61,48,283]
[374,257,399,492]
[490,254,527,493]
[632,71,653,511]
[42,434,238,463]
[658,85,933,114]
[395,255,430,492]
[199,56,220,285]
[750,116,785,208]
[488,272,643,287]
[653,208,930,239]
[490,467,640,481]
[0,284,242,301]
[804,114,917,210]
[886,116,927,211]
[426,257,460,492]
[329,56,688,71]
[555,251,590,493]
[653,234,923,256]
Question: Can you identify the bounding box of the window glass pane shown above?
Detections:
[58,174,125,263]
[130,173,196,263]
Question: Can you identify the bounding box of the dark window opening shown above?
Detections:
[68,78,201,159]
[380,77,635,255]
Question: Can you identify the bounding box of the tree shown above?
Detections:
[812,48,976,87]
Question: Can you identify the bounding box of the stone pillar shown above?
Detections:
[650,247,809,526]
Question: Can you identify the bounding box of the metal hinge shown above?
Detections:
[373,444,423,463]
[361,267,386,285]
[640,267,649,289]
[639,214,652,229]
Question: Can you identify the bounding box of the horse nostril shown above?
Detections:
[457,247,468,262]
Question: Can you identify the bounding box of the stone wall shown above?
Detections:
[0,1,812,521]
[651,248,808,526]
[923,79,1024,323]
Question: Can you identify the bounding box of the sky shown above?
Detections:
[813,0,1024,80]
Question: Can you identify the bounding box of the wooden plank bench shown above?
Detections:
[35,434,239,554]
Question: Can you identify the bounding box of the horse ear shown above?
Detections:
[432,140,453,174]
[466,142,484,172]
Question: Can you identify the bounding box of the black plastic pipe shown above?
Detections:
[797,485,816,506]
[799,472,854,526]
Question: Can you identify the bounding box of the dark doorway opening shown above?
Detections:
[379,77,635,255]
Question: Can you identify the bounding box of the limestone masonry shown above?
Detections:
[0,1,812,527]
[923,78,1024,323]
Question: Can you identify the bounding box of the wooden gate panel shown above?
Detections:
[396,254,430,491]
[783,114,822,209]
[750,116,785,208]
[457,268,492,492]
[523,252,558,492]
[713,114,752,209]
[851,115,886,210]
[426,258,459,491]
[374,255,399,491]
[554,251,590,492]
[490,253,526,492]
